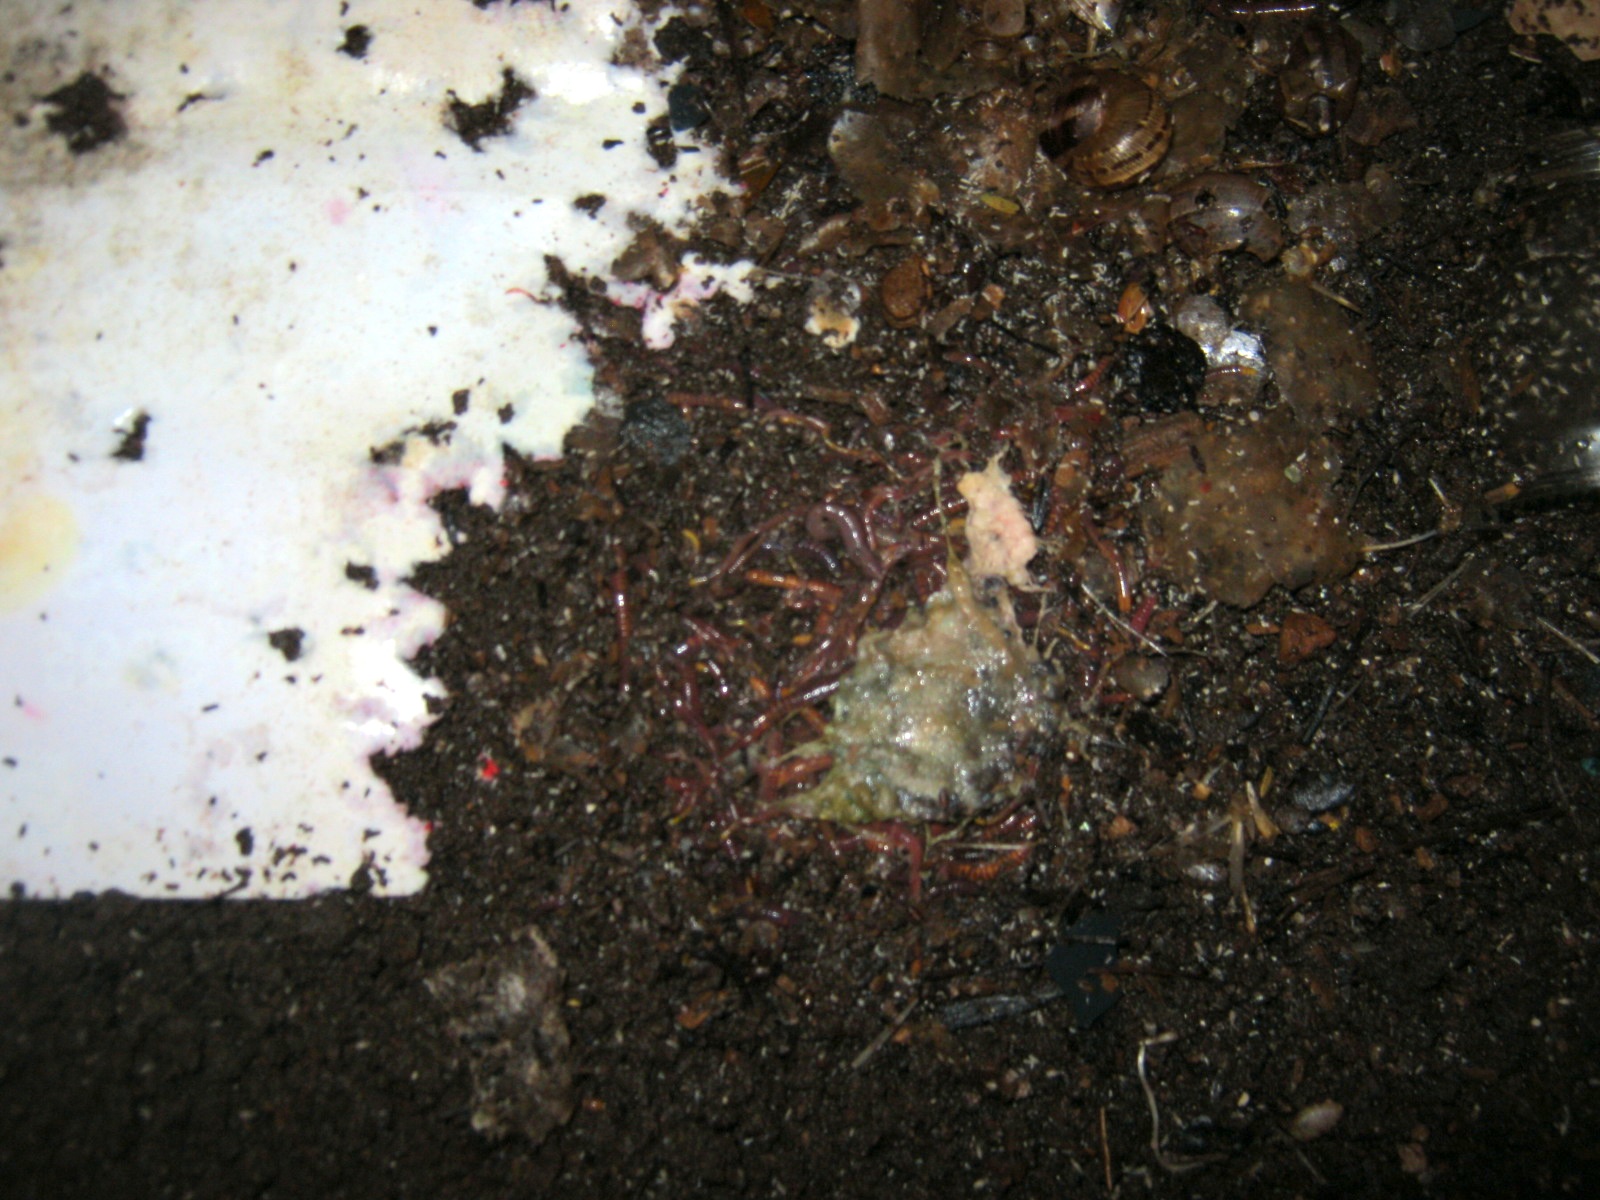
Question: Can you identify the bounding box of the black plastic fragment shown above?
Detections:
[1044,909,1123,1028]
[667,82,709,133]
[620,395,692,467]
[938,908,1125,1032]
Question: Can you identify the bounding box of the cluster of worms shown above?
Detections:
[587,390,1177,897]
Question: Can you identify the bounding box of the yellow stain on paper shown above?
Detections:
[0,492,78,610]
[1,403,78,611]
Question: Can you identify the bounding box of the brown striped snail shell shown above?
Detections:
[1039,70,1172,189]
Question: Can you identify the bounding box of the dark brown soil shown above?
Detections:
[5,5,1600,1197]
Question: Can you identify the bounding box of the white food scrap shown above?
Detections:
[804,276,863,349]
[957,455,1038,587]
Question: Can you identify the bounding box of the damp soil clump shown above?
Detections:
[5,6,1600,1197]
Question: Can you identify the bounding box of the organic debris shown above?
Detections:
[1137,413,1360,606]
[786,560,1056,823]
[1278,610,1338,665]
[425,928,575,1145]
[956,455,1037,587]
[1240,282,1378,430]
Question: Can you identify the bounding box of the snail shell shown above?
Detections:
[1278,19,1361,138]
[1168,173,1284,261]
[1040,71,1172,190]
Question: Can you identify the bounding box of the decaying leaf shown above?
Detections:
[426,927,575,1144]
[1138,412,1360,607]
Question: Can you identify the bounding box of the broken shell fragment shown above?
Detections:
[1171,295,1233,358]
[1172,295,1268,408]
[1065,0,1122,35]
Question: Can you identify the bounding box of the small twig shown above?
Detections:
[1245,780,1280,840]
[1100,1104,1113,1192]
[1293,1145,1328,1186]
[1537,617,1600,666]
[1551,675,1600,735]
[1137,1032,1222,1174]
[1307,279,1361,313]
[745,265,811,284]
[1228,811,1256,936]
[953,841,1035,853]
[1408,555,1473,615]
[850,997,918,1070]
[1540,661,1573,828]
[1300,675,1341,745]
[1285,863,1376,909]
[1081,583,1168,657]
[1363,529,1441,553]
[937,987,1061,1031]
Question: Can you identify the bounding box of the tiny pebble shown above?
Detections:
[1289,1099,1344,1141]
[1291,772,1355,814]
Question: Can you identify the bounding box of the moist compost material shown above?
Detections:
[5,6,1600,1197]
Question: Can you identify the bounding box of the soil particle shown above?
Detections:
[109,409,152,461]
[445,67,536,152]
[39,72,126,155]
[267,627,306,662]
[339,25,374,60]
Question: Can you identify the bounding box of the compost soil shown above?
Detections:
[5,5,1600,1197]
